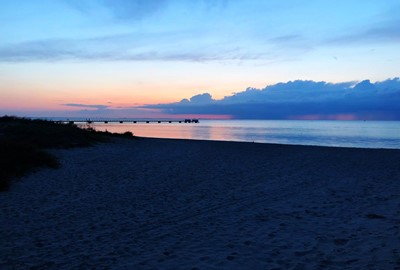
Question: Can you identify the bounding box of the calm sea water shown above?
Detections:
[90,120,400,149]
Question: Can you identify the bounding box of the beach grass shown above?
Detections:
[0,116,135,191]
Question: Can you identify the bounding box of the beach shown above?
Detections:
[1,138,400,269]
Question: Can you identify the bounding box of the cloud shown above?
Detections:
[101,0,168,21]
[0,35,278,63]
[62,103,109,110]
[65,0,229,24]
[1,2,398,63]
[1,107,169,119]
[143,78,400,120]
[328,20,400,45]
[66,0,169,21]
[0,2,313,63]
[187,93,214,104]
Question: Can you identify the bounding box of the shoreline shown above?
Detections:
[2,137,400,269]
[137,136,400,150]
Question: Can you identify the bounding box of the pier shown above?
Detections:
[55,119,199,124]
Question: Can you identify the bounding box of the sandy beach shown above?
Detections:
[1,138,400,269]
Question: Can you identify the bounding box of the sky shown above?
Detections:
[0,0,399,119]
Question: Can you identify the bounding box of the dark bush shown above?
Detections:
[0,116,139,191]
[0,140,59,191]
[122,131,134,137]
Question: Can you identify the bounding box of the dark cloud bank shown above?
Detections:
[144,78,400,120]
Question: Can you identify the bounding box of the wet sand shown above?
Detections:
[1,138,400,269]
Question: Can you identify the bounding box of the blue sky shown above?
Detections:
[0,0,399,119]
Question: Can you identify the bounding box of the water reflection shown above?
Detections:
[190,126,212,140]
[91,120,400,149]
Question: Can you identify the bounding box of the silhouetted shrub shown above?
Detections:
[122,131,134,137]
[0,140,59,191]
[0,116,137,191]
[1,118,110,148]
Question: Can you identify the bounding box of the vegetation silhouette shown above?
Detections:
[0,116,136,191]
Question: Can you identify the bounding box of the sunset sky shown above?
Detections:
[1,0,399,119]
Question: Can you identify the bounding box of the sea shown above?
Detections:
[88,120,400,149]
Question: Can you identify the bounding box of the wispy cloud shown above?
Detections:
[65,0,229,23]
[0,34,278,63]
[1,1,398,64]
[62,103,109,110]
[328,20,400,45]
[65,0,168,21]
[5,21,398,63]
[101,0,168,21]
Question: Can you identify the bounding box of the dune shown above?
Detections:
[1,138,400,269]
